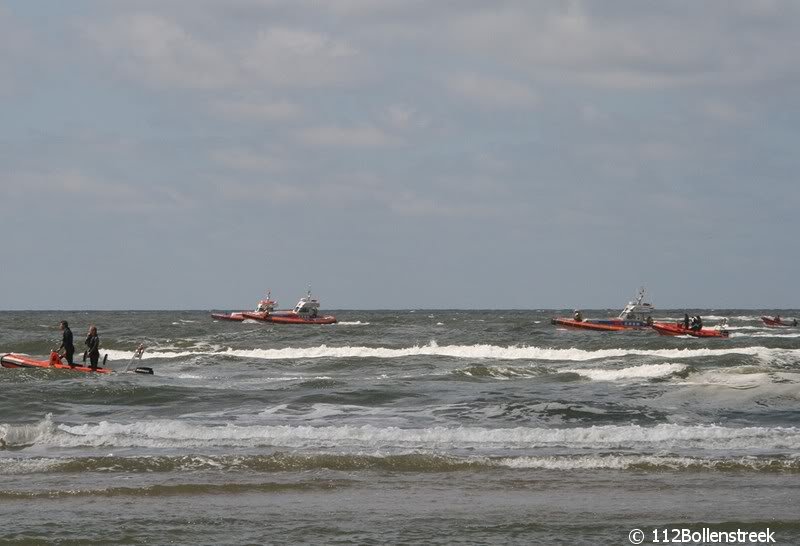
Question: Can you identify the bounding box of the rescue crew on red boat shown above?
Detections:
[573,310,583,322]
[58,320,75,366]
[84,325,100,370]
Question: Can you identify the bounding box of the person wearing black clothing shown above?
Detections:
[683,313,690,329]
[85,325,100,369]
[59,320,75,365]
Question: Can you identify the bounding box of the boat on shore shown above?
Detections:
[651,322,729,338]
[243,290,337,325]
[551,288,654,331]
[761,316,797,327]
[211,293,277,322]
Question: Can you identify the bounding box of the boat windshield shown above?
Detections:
[617,288,654,320]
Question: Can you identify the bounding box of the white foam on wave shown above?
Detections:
[0,414,56,448]
[730,332,800,339]
[0,457,62,475]
[496,454,799,470]
[457,365,539,380]
[1,418,791,452]
[336,321,370,326]
[256,402,401,423]
[100,343,800,363]
[564,363,688,382]
[677,369,799,389]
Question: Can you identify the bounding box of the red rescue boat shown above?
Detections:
[552,288,654,332]
[651,322,729,338]
[1,351,113,373]
[550,318,631,331]
[2,346,153,375]
[761,316,797,327]
[212,292,277,322]
[257,290,337,325]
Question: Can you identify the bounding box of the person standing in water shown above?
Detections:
[59,320,75,365]
[84,325,100,369]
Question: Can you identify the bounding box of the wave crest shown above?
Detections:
[101,343,800,363]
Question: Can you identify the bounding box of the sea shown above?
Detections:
[1,310,798,545]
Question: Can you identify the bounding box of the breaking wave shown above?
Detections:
[3,416,799,453]
[563,363,688,381]
[101,343,800,363]
[2,453,799,477]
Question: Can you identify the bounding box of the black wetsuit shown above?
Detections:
[61,327,75,365]
[85,334,100,368]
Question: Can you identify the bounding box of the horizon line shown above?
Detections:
[1,308,797,312]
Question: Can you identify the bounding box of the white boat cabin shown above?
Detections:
[293,291,320,317]
[617,288,654,321]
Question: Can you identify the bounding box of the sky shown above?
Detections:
[1,0,799,310]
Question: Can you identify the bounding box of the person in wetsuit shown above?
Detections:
[84,325,100,369]
[59,320,75,365]
[683,313,690,330]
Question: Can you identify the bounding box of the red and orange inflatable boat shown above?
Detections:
[1,351,113,373]
[1,346,153,375]
[651,322,729,338]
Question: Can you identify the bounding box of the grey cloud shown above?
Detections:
[210,148,288,173]
[82,12,365,90]
[2,0,800,308]
[444,72,539,109]
[294,125,399,148]
[211,97,303,122]
[84,13,238,89]
[444,1,800,89]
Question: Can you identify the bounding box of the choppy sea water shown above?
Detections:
[1,310,799,545]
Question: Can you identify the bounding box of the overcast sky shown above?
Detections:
[1,0,798,310]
